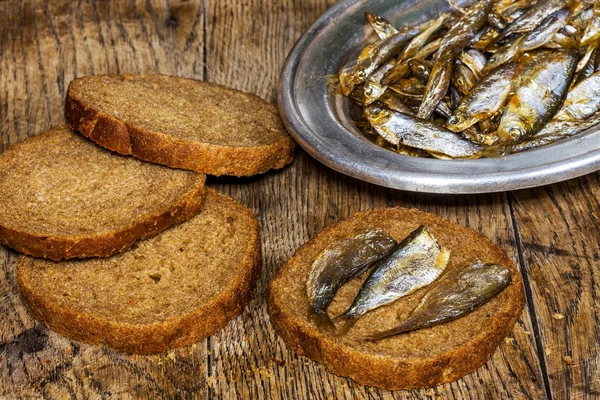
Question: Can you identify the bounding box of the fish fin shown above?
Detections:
[435,247,451,269]
[332,312,357,336]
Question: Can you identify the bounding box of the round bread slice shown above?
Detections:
[268,208,525,390]
[17,188,261,354]
[65,74,296,176]
[0,127,206,261]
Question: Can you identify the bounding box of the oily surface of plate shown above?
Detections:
[278,0,600,193]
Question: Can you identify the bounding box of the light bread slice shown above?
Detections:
[0,127,206,261]
[65,74,296,176]
[17,188,261,354]
[268,208,525,390]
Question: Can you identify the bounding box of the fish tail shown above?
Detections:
[332,312,357,336]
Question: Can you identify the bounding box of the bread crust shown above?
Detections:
[0,128,207,261]
[268,208,525,390]
[65,75,296,177]
[17,188,262,354]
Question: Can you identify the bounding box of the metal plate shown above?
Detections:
[278,0,600,194]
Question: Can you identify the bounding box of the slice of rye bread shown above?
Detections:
[0,127,206,261]
[268,208,525,390]
[17,188,261,354]
[65,74,296,176]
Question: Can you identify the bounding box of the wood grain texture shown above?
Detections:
[0,0,594,398]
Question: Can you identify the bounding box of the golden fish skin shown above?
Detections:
[497,50,578,143]
[555,71,600,120]
[418,47,455,119]
[581,0,600,46]
[334,226,450,334]
[448,62,520,132]
[365,12,399,40]
[306,229,398,322]
[452,62,478,95]
[365,105,484,158]
[512,110,600,151]
[459,49,487,79]
[495,0,566,42]
[363,59,397,105]
[369,261,512,340]
[381,38,443,85]
[408,59,433,81]
[339,25,423,96]
[437,0,494,58]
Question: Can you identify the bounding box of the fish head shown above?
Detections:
[364,104,392,124]
[363,83,386,105]
[446,111,473,132]
[497,106,533,143]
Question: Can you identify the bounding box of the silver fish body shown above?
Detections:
[334,226,450,333]
[307,229,398,322]
[497,50,578,143]
[365,105,484,158]
[369,261,512,340]
[418,47,456,119]
[459,49,488,79]
[448,62,520,132]
[495,0,567,41]
[556,70,600,121]
[512,111,600,151]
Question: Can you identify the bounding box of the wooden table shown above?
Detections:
[1,1,598,398]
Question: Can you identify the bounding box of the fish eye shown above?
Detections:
[364,88,372,96]
[370,107,382,116]
[448,116,462,125]
[508,127,524,139]
[457,78,464,85]
[356,71,366,78]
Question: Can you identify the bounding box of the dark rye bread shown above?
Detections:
[17,188,261,354]
[268,208,525,390]
[65,74,296,176]
[0,127,206,261]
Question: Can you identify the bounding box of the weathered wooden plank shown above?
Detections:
[510,174,600,399]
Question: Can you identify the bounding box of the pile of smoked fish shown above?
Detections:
[307,226,511,339]
[338,0,600,159]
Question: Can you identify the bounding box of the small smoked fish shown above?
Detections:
[497,50,578,143]
[447,62,520,132]
[334,226,450,333]
[365,12,399,40]
[365,105,485,158]
[554,71,600,120]
[511,111,600,151]
[471,26,501,50]
[369,261,512,340]
[418,47,455,119]
[306,229,398,323]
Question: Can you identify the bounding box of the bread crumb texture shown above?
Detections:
[0,127,206,260]
[65,74,296,176]
[268,207,525,390]
[17,188,261,354]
